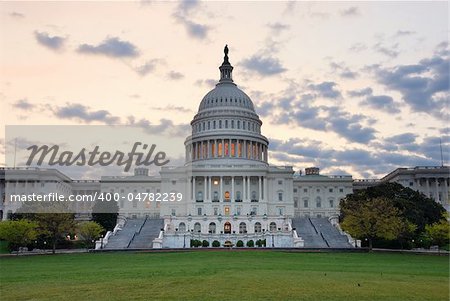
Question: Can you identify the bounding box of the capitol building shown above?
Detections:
[1,46,449,249]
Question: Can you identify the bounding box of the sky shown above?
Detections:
[0,1,449,179]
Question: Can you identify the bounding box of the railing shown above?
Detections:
[127,232,137,248]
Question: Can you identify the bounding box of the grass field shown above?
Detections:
[0,251,448,301]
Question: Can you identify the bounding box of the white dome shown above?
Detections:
[198,82,255,112]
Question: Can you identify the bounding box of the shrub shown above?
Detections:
[246,240,254,247]
[202,240,209,247]
[236,240,244,247]
[212,240,220,247]
[262,239,267,247]
[256,239,262,247]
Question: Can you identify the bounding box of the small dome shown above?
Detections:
[198,82,255,111]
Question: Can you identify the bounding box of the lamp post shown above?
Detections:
[100,234,104,249]
[272,233,275,248]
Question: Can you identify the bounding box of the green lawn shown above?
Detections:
[0,251,448,301]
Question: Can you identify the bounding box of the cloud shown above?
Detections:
[9,12,24,18]
[349,42,367,53]
[329,62,358,79]
[34,31,66,50]
[241,55,287,76]
[385,133,417,145]
[347,87,373,97]
[12,99,35,110]
[77,37,139,58]
[54,103,120,124]
[340,7,360,17]
[135,59,160,76]
[308,81,342,99]
[395,30,416,37]
[151,105,192,113]
[326,109,377,143]
[267,22,290,35]
[373,46,449,120]
[195,79,216,88]
[360,95,400,114]
[373,42,399,58]
[126,116,190,137]
[173,0,209,40]
[167,71,184,80]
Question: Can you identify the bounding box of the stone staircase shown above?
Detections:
[292,217,353,248]
[128,218,164,249]
[103,218,146,249]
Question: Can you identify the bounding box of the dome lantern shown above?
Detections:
[219,44,233,83]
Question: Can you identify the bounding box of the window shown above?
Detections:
[171,209,176,216]
[278,192,283,201]
[197,207,202,216]
[194,222,201,233]
[270,222,277,232]
[219,120,222,128]
[304,188,308,193]
[329,188,333,193]
[237,120,240,129]
[208,121,210,130]
[236,206,241,215]
[209,222,216,234]
[213,207,218,215]
[213,191,219,201]
[339,188,344,193]
[132,199,137,208]
[225,120,228,128]
[293,188,297,193]
[197,191,203,201]
[329,199,334,208]
[294,197,298,208]
[231,120,234,128]
[254,222,262,233]
[409,182,413,187]
[304,199,309,207]
[278,207,284,215]
[239,222,247,234]
[251,206,257,215]
[278,180,283,185]
[236,191,241,201]
[179,223,186,232]
[316,188,320,193]
[251,191,257,201]
[316,197,321,208]
[213,121,216,129]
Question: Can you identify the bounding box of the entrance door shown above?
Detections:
[224,222,231,234]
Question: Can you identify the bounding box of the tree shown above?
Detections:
[341,197,406,250]
[202,240,209,247]
[426,217,450,248]
[14,201,76,254]
[212,240,220,247]
[246,240,254,247]
[341,182,444,234]
[78,221,104,249]
[0,220,38,252]
[236,240,244,247]
[91,200,119,233]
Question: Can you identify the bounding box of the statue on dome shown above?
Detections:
[223,44,229,64]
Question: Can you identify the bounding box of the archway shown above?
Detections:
[239,222,247,234]
[224,222,231,234]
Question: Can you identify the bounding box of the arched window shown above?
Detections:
[303,199,309,208]
[224,222,231,234]
[194,222,201,233]
[224,191,230,200]
[239,222,247,234]
[209,222,216,234]
[179,222,186,232]
[316,197,321,208]
[270,222,277,232]
[254,222,262,233]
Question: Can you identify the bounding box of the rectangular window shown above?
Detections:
[329,188,333,193]
[197,207,202,216]
[304,200,308,207]
[339,188,344,193]
[171,209,176,216]
[304,188,308,193]
[214,207,218,215]
[293,188,297,193]
[278,192,283,201]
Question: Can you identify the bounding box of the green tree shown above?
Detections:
[425,217,450,248]
[78,221,104,249]
[14,202,76,254]
[91,200,119,233]
[0,220,38,252]
[341,197,406,250]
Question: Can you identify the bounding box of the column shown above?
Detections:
[204,176,207,202]
[258,176,262,201]
[221,139,224,157]
[231,176,235,201]
[247,176,251,200]
[444,178,449,205]
[220,176,223,202]
[192,176,196,201]
[435,178,439,202]
[426,178,430,198]
[244,140,247,158]
[243,176,246,201]
[263,176,268,202]
[208,176,212,201]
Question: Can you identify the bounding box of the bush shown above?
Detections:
[190,239,201,248]
[202,240,209,247]
[256,239,262,247]
[246,240,254,247]
[212,240,220,247]
[236,240,244,247]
